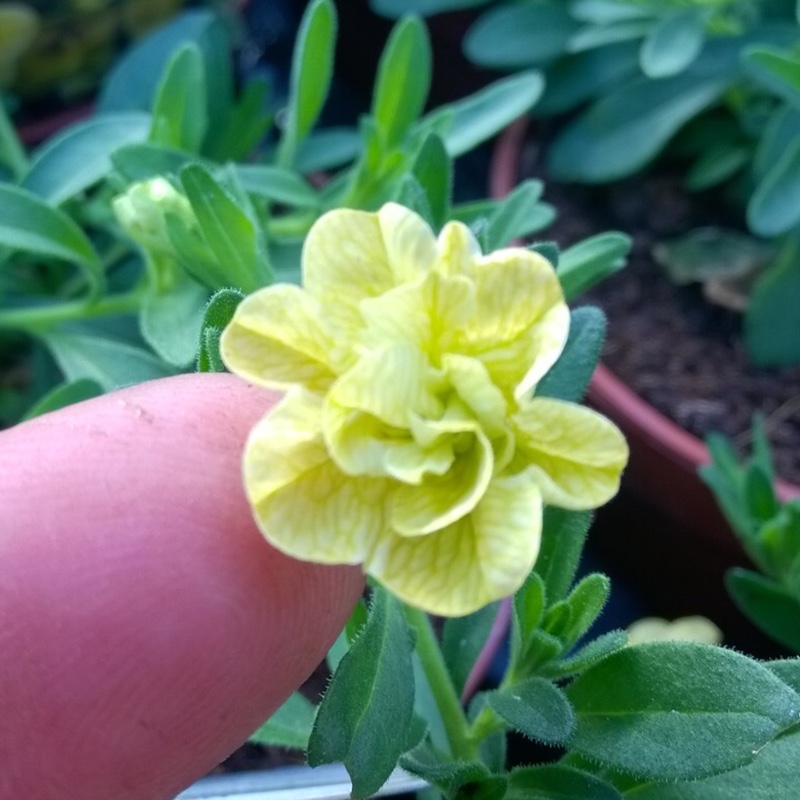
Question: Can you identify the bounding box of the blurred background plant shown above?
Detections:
[0,0,629,428]
[0,0,239,122]
[702,417,800,654]
[370,0,800,369]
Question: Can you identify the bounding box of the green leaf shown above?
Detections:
[686,143,750,191]
[755,105,800,184]
[548,75,730,182]
[464,3,579,69]
[308,589,415,799]
[99,11,229,115]
[250,692,316,750]
[21,378,102,421]
[42,330,174,391]
[537,41,640,116]
[727,568,800,653]
[557,232,630,300]
[140,276,208,367]
[567,642,800,781]
[513,571,546,664]
[196,288,244,372]
[442,603,499,696]
[277,0,337,167]
[401,743,492,793]
[373,16,431,150]
[149,44,207,153]
[768,658,800,694]
[535,508,593,604]
[111,142,200,183]
[411,133,451,230]
[0,184,103,296]
[424,71,545,158]
[371,0,492,17]
[484,180,553,250]
[487,677,574,744]
[572,0,652,24]
[294,127,362,173]
[507,765,622,800]
[745,236,800,367]
[743,46,800,106]
[748,138,800,237]
[537,306,606,403]
[530,241,559,268]
[234,165,319,209]
[205,76,273,162]
[543,629,628,679]
[551,573,610,647]
[640,9,706,79]
[569,21,651,53]
[179,164,270,292]
[633,727,800,799]
[22,113,151,205]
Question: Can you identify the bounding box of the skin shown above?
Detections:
[0,373,364,799]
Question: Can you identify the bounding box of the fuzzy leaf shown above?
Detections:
[537,306,606,403]
[250,692,316,750]
[488,677,574,744]
[508,765,622,800]
[534,507,592,604]
[567,642,800,781]
[308,590,415,799]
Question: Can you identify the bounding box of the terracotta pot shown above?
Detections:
[489,117,800,555]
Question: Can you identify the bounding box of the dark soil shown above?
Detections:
[519,129,800,486]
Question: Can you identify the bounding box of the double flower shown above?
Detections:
[222,204,628,616]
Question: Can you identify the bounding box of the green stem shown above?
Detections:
[0,289,144,333]
[403,605,478,762]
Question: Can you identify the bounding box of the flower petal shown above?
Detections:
[391,418,493,536]
[327,343,443,429]
[303,205,435,337]
[435,219,482,277]
[448,249,569,399]
[360,271,475,356]
[512,398,628,509]
[244,390,387,563]
[221,285,339,391]
[368,469,543,616]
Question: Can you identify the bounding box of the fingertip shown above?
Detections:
[0,374,364,799]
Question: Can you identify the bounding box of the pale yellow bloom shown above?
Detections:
[221,203,628,616]
[627,616,723,646]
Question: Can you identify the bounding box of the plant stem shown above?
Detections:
[0,289,144,333]
[403,605,478,762]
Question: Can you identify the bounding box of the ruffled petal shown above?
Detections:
[368,469,543,616]
[378,203,438,281]
[220,284,339,391]
[244,390,387,563]
[434,219,482,278]
[391,419,493,536]
[511,397,629,509]
[360,271,475,357]
[448,249,569,399]
[303,205,435,339]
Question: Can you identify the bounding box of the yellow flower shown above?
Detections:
[221,203,628,616]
